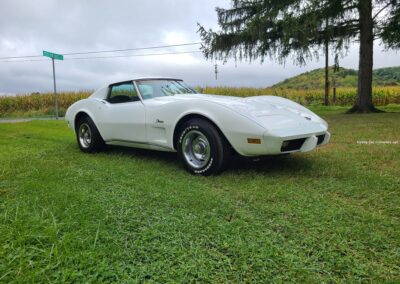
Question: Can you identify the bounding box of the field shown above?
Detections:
[1,86,400,118]
[201,86,400,105]
[0,107,399,282]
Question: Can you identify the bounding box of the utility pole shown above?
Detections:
[43,50,63,119]
[214,64,218,80]
[324,19,330,106]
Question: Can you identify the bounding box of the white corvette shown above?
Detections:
[65,78,330,175]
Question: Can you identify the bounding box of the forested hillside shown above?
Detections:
[273,67,400,89]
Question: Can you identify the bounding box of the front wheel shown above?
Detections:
[76,116,105,153]
[177,119,230,175]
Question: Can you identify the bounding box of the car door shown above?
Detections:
[97,81,146,143]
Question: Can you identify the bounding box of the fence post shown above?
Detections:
[333,87,336,105]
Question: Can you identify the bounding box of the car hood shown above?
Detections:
[165,94,327,129]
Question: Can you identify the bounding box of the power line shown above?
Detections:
[0,58,48,63]
[66,50,202,60]
[0,42,202,60]
[0,50,202,63]
[62,42,201,56]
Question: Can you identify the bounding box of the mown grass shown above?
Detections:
[1,86,400,118]
[0,107,399,283]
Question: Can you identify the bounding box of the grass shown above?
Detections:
[0,107,399,282]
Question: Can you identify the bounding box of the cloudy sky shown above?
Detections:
[0,0,399,94]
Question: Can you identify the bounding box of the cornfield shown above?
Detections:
[0,91,92,118]
[1,86,400,117]
[200,86,400,106]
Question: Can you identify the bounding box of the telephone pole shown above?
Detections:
[324,19,330,106]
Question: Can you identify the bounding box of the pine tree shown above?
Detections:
[199,0,400,113]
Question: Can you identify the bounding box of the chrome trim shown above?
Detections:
[181,130,211,169]
[132,80,145,103]
[105,139,173,151]
[78,123,91,148]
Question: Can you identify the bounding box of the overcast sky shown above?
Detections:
[0,0,399,94]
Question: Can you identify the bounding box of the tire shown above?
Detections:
[75,115,105,153]
[177,118,230,175]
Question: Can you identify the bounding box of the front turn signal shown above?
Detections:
[247,138,261,144]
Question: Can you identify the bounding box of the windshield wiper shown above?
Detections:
[174,81,194,93]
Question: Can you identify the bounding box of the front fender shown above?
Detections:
[65,99,103,135]
[169,100,267,155]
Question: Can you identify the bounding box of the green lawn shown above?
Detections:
[0,109,399,283]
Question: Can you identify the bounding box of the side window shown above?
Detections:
[138,84,155,99]
[107,82,139,103]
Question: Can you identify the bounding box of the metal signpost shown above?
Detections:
[43,51,63,119]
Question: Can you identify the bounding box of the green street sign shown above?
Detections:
[43,50,64,60]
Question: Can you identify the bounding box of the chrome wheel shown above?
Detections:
[182,130,211,169]
[78,123,92,148]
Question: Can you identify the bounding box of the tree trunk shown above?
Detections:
[348,0,376,113]
[324,39,330,106]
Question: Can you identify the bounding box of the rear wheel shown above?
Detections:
[177,119,230,175]
[76,116,105,152]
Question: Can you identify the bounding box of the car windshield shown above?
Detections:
[136,79,197,100]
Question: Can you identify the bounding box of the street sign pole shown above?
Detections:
[43,51,63,119]
[51,58,59,119]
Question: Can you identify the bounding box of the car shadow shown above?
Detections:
[105,145,314,176]
[225,154,315,175]
[106,145,178,164]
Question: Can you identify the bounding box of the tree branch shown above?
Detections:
[373,3,392,21]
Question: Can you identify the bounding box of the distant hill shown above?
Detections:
[272,66,400,89]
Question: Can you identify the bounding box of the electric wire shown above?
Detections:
[0,50,202,63]
[0,42,202,60]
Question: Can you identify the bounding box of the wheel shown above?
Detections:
[177,118,230,175]
[76,116,105,153]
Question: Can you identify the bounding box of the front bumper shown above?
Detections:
[232,123,330,156]
[279,132,330,153]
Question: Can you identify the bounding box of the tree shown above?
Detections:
[199,0,400,113]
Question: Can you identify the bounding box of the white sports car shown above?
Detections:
[65,78,330,175]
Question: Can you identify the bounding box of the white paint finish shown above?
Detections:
[301,136,318,152]
[65,79,330,156]
[96,100,146,143]
[90,86,108,99]
[142,95,267,151]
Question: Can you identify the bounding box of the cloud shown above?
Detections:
[0,0,399,94]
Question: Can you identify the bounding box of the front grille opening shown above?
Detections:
[281,138,306,152]
[317,134,325,145]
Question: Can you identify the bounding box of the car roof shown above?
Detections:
[110,77,183,86]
